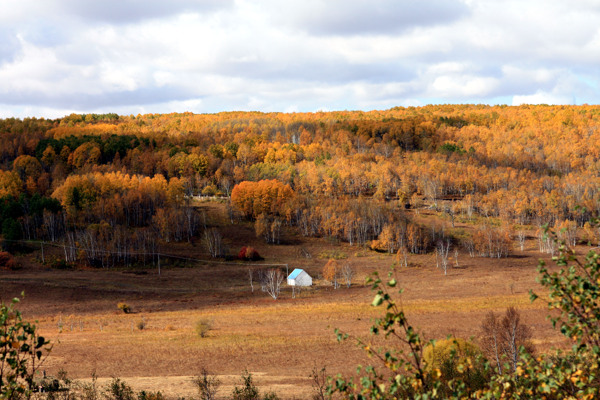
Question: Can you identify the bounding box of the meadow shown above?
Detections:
[0,204,567,399]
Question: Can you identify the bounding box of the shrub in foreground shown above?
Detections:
[231,371,279,400]
[193,368,220,400]
[423,337,488,392]
[104,378,135,400]
[327,231,600,399]
[0,296,50,400]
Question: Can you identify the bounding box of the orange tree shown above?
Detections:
[322,259,341,289]
[230,179,294,219]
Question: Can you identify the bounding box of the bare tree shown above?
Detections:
[309,365,328,400]
[299,247,312,259]
[397,245,409,267]
[480,312,503,374]
[204,228,223,258]
[226,200,239,224]
[554,220,577,247]
[463,237,475,258]
[444,203,456,227]
[464,195,474,219]
[424,178,440,209]
[264,268,284,300]
[454,248,459,268]
[436,239,451,275]
[63,231,77,263]
[220,176,232,197]
[340,263,354,288]
[248,268,254,293]
[183,205,200,242]
[500,307,533,372]
[255,214,272,243]
[257,269,268,292]
[537,227,557,255]
[43,209,63,241]
[271,218,282,244]
[516,230,526,251]
[480,307,533,374]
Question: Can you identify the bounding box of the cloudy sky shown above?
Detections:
[0,0,599,118]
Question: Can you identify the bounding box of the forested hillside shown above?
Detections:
[1,105,599,265]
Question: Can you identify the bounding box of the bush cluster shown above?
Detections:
[327,231,600,399]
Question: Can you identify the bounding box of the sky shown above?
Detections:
[0,0,599,119]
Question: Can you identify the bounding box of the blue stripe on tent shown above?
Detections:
[288,268,303,279]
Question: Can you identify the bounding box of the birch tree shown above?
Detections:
[264,269,284,300]
[340,263,354,288]
[436,239,451,275]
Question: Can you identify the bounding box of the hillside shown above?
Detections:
[2,105,600,398]
[2,105,600,260]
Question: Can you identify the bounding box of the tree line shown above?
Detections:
[2,105,600,264]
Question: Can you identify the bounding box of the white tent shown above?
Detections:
[287,268,312,286]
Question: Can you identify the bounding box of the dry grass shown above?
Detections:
[0,204,573,399]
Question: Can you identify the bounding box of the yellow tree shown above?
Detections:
[0,171,22,197]
[68,142,101,170]
[12,155,42,183]
[323,259,340,289]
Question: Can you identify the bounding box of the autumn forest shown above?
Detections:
[0,104,600,266]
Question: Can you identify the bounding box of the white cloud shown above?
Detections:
[0,0,599,118]
[266,0,469,36]
[430,75,499,98]
[512,92,573,106]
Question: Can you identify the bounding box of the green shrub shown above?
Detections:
[262,392,279,400]
[231,371,259,400]
[0,296,50,400]
[104,378,134,400]
[35,369,74,400]
[231,371,279,400]
[79,373,99,400]
[438,142,465,155]
[137,391,163,400]
[327,228,600,399]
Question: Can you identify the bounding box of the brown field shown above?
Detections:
[0,204,571,399]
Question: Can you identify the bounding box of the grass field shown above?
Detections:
[0,205,571,399]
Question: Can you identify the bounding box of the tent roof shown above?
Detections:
[288,268,305,279]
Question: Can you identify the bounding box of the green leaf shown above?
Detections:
[372,294,384,307]
[529,290,538,302]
